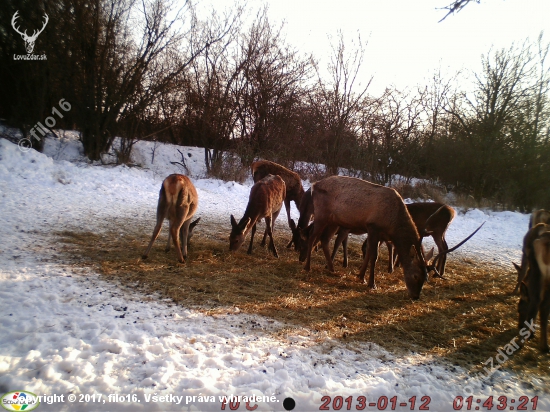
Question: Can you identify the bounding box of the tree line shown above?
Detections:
[1,0,549,211]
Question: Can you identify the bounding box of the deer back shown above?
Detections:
[251,160,304,205]
[406,202,455,237]
[312,176,420,244]
[163,174,198,218]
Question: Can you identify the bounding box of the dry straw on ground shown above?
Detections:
[55,216,549,391]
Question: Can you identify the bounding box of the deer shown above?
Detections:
[230,174,285,257]
[251,160,304,248]
[513,209,550,293]
[301,176,482,300]
[517,223,550,352]
[11,11,49,54]
[292,194,455,278]
[142,174,199,263]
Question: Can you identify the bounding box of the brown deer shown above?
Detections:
[230,174,285,257]
[251,160,304,247]
[302,176,481,299]
[513,210,550,293]
[142,174,199,263]
[517,224,550,352]
[292,194,454,277]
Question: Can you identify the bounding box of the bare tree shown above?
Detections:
[309,31,372,175]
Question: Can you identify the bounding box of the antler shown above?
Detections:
[11,11,48,41]
[28,13,49,41]
[11,11,28,38]
[428,221,486,278]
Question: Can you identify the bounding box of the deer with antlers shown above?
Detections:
[292,191,455,277]
[517,223,550,352]
[142,174,199,263]
[11,11,49,54]
[251,160,304,248]
[230,174,285,257]
[301,176,482,299]
[330,202,454,276]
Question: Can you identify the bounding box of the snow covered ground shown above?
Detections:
[0,135,545,412]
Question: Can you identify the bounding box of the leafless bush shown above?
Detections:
[392,180,447,203]
[292,162,327,183]
[207,153,249,184]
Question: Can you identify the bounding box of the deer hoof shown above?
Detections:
[164,248,170,253]
[539,343,550,353]
[141,255,148,260]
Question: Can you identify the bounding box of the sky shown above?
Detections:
[200,0,550,95]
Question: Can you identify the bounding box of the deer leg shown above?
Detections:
[247,222,258,255]
[331,229,348,267]
[179,218,193,261]
[304,222,325,272]
[359,230,380,288]
[342,234,349,268]
[165,230,172,253]
[433,235,448,278]
[171,205,189,263]
[386,241,395,273]
[264,216,279,258]
[361,238,367,258]
[284,198,294,249]
[321,227,337,272]
[142,198,168,260]
[260,226,268,247]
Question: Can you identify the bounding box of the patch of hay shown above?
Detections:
[55,217,550,388]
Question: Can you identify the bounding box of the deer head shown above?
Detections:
[12,11,49,54]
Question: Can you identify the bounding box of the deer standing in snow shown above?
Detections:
[230,174,285,257]
[142,174,199,263]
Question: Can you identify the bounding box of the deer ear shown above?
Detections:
[230,215,237,228]
[190,217,201,229]
[512,262,521,274]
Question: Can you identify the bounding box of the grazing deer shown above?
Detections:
[517,224,550,352]
[142,174,199,263]
[230,174,285,257]
[514,222,550,293]
[293,194,455,277]
[513,209,550,293]
[330,203,455,276]
[302,176,481,299]
[251,160,304,247]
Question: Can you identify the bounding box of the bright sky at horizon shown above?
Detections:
[202,0,550,95]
